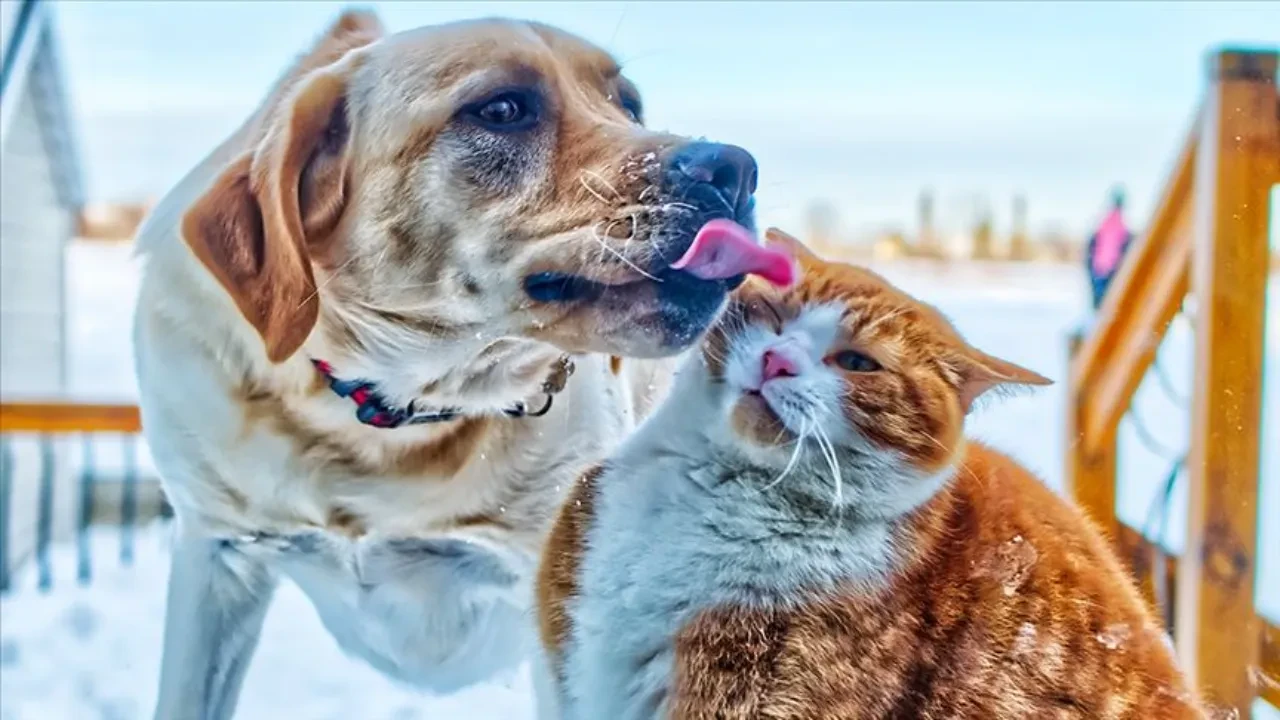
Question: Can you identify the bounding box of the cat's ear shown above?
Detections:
[764,227,820,265]
[956,349,1052,413]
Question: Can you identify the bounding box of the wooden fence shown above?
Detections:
[1065,48,1279,715]
[0,401,167,593]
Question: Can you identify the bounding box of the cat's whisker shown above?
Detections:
[700,339,729,367]
[807,412,844,507]
[857,306,910,338]
[920,431,950,454]
[755,418,810,495]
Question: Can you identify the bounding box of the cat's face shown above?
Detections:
[703,229,1050,485]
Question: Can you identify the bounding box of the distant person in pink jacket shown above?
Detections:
[1086,188,1133,310]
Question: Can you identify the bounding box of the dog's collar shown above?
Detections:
[311,356,575,429]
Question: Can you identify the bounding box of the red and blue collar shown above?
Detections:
[311,357,574,429]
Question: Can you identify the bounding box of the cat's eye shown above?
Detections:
[833,350,882,373]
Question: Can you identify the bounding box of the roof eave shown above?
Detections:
[0,0,86,210]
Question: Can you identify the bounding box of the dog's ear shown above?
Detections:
[182,50,368,363]
[266,10,384,106]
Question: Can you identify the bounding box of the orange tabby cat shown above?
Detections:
[535,229,1202,719]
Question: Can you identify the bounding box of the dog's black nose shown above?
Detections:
[667,142,758,219]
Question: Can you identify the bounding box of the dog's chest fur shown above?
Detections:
[138,294,640,688]
[562,393,895,719]
[233,424,610,690]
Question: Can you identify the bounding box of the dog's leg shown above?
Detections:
[153,531,276,720]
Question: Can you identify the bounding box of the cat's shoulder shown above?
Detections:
[945,441,1160,623]
[952,441,1086,528]
[536,463,605,676]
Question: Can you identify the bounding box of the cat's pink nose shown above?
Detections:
[762,349,798,382]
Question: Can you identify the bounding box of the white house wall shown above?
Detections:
[1,73,70,397]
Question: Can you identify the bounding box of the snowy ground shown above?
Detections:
[0,525,535,720]
[1,243,1277,718]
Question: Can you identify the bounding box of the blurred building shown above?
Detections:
[1008,194,1032,261]
[1040,227,1084,263]
[915,190,945,258]
[0,0,82,397]
[1,0,88,585]
[971,209,995,261]
[78,200,152,241]
[872,230,912,261]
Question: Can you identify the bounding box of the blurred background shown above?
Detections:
[0,2,1277,718]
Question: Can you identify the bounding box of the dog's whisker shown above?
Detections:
[579,175,615,206]
[299,253,367,309]
[591,223,661,282]
[580,170,623,205]
[607,4,629,47]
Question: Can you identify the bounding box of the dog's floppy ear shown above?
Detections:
[182,49,368,363]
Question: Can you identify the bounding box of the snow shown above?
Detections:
[0,525,534,720]
[1,243,1276,718]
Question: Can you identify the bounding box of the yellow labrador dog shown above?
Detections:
[133,10,779,719]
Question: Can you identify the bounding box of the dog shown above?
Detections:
[132,10,760,719]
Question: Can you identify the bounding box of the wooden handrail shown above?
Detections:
[0,402,141,434]
[1064,118,1197,540]
[1069,120,1196,455]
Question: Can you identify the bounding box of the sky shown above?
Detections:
[46,1,1280,241]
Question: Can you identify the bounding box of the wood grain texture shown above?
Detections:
[0,402,141,434]
[1176,48,1278,715]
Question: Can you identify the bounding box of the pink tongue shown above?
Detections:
[670,219,795,288]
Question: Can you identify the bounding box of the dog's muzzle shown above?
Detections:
[521,140,761,352]
[524,140,760,301]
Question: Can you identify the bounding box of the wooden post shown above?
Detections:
[1261,621,1280,709]
[1176,48,1278,714]
[1064,329,1119,540]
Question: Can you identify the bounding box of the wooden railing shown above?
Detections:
[1065,48,1279,716]
[0,400,164,593]
[0,402,142,434]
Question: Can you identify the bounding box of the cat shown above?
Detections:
[535,228,1203,719]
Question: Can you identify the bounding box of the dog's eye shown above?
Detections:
[465,89,540,132]
[479,97,523,125]
[832,350,882,373]
[620,97,642,124]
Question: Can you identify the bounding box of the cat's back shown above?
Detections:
[949,442,1168,654]
[949,442,1148,613]
[929,442,1202,715]
[668,442,1204,719]
[536,443,1203,719]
